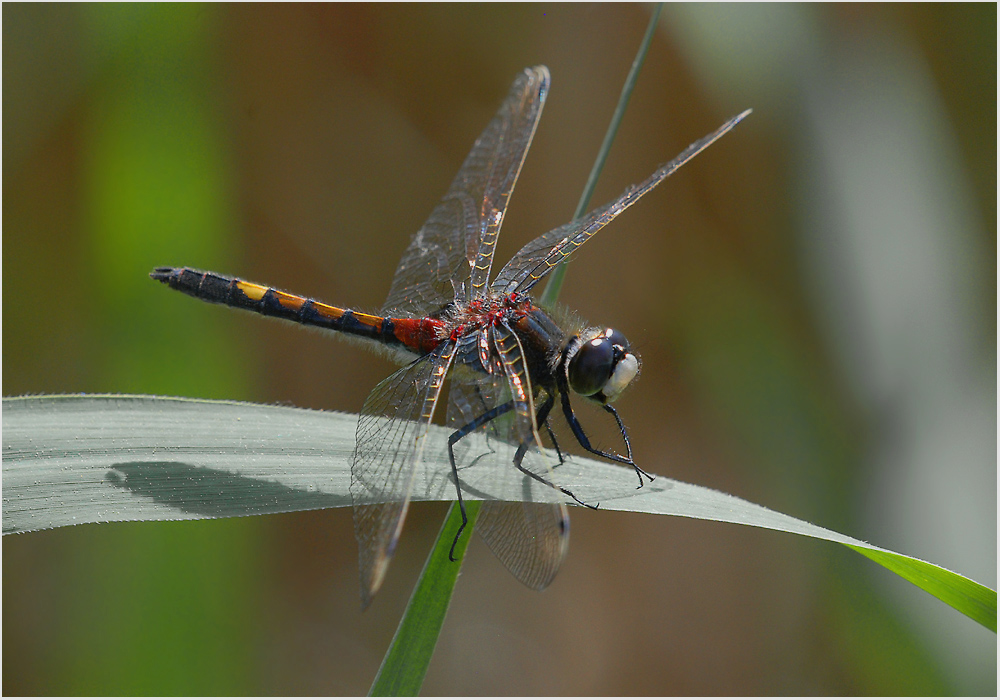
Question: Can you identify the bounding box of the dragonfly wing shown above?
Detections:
[477,501,569,590]
[492,109,751,295]
[450,321,569,589]
[445,344,509,476]
[445,334,539,502]
[382,66,550,316]
[351,342,456,609]
[465,66,549,298]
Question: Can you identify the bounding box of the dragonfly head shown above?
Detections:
[565,327,639,404]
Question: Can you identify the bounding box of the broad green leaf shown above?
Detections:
[3,394,995,633]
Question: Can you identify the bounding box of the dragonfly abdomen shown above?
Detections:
[150,267,443,354]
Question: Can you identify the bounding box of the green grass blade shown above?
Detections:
[368,501,481,696]
[847,545,996,632]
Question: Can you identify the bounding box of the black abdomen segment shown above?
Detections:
[150,266,407,347]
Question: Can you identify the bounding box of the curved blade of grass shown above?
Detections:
[3,395,995,634]
[846,545,995,633]
[368,500,481,696]
[2,395,355,532]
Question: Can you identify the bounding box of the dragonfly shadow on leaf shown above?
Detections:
[106,461,345,518]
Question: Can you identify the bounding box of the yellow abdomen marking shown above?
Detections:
[236,280,268,302]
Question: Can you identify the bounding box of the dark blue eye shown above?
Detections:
[568,337,616,396]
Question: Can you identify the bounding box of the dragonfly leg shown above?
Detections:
[510,393,598,509]
[447,399,516,561]
[559,390,654,488]
[511,439,598,510]
[603,404,654,486]
[447,393,593,562]
[527,390,564,466]
[544,418,565,466]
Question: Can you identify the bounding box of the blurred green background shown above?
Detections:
[3,3,995,695]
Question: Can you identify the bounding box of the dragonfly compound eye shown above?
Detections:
[568,329,638,401]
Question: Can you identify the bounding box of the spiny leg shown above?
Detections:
[559,388,653,488]
[543,420,565,466]
[446,399,516,561]
[511,393,598,510]
[537,391,565,466]
[603,403,654,486]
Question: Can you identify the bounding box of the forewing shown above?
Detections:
[351,343,455,609]
[492,109,751,295]
[382,66,550,316]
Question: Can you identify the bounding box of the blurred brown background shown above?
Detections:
[3,3,995,695]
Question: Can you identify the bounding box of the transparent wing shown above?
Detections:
[477,501,569,590]
[445,339,509,475]
[382,66,550,316]
[445,323,569,590]
[350,342,455,609]
[492,109,752,295]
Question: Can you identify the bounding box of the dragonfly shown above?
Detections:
[152,66,749,608]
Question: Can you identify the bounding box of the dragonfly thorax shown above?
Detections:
[442,292,534,342]
[564,327,639,404]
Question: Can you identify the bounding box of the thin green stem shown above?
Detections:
[368,501,481,696]
[540,2,663,308]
